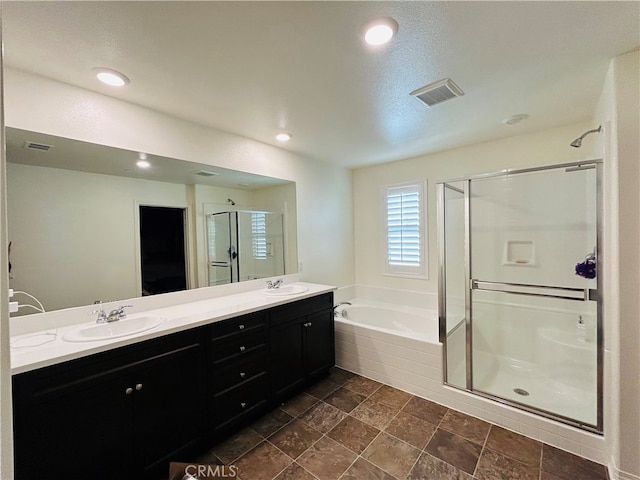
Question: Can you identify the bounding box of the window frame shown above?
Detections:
[381,180,428,279]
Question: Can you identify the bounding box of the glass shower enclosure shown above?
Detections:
[207,211,285,286]
[437,160,602,432]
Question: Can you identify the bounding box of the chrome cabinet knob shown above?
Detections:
[125,387,133,395]
[135,383,143,391]
[240,402,247,409]
[239,372,246,378]
[239,324,245,330]
[308,322,313,327]
[239,345,246,352]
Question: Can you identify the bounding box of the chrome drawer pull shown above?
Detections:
[240,402,247,409]
[239,372,246,378]
[125,387,133,395]
[239,324,245,330]
[239,345,246,352]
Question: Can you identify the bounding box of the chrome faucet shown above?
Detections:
[106,305,133,322]
[266,279,283,289]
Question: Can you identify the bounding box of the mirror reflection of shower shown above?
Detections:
[207,210,285,286]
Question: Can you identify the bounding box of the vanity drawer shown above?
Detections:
[211,376,269,430]
[211,350,268,394]
[210,312,267,342]
[210,331,268,364]
[270,293,334,326]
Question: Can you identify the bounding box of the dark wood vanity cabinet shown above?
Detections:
[271,293,335,401]
[12,329,206,480]
[12,292,334,479]
[208,311,271,433]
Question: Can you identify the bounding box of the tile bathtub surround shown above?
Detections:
[196,368,609,480]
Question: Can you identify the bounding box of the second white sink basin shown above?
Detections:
[63,316,164,342]
[262,284,309,296]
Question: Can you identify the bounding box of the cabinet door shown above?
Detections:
[304,310,335,378]
[271,319,305,399]
[134,344,205,475]
[14,375,134,480]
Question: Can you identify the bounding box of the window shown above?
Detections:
[251,212,267,259]
[383,182,427,277]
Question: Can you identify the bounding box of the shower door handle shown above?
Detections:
[471,280,592,302]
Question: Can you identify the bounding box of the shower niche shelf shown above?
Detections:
[502,240,536,266]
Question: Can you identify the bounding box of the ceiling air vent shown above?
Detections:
[24,141,53,151]
[410,78,464,107]
[193,169,220,177]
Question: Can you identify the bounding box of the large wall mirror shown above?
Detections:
[6,127,298,314]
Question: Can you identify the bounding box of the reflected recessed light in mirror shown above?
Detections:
[363,18,398,46]
[275,133,292,142]
[93,67,130,87]
[136,160,151,168]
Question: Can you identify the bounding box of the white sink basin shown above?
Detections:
[261,284,309,296]
[63,316,164,342]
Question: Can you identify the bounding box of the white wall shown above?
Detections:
[592,49,640,479]
[353,121,592,294]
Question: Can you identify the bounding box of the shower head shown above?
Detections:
[570,126,602,148]
[227,198,236,206]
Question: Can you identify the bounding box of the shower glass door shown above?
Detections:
[439,182,467,389]
[207,212,238,285]
[439,161,602,432]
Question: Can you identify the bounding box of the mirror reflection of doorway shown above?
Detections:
[139,206,188,296]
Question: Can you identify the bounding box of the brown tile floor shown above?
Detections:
[196,368,609,480]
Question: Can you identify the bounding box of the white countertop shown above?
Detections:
[10,282,335,375]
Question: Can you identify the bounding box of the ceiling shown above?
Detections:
[2,1,639,169]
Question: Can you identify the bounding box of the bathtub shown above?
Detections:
[334,301,439,342]
[334,299,444,400]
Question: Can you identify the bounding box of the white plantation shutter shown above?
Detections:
[252,212,267,259]
[383,182,427,277]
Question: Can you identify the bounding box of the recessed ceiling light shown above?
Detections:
[93,67,130,87]
[502,114,530,125]
[363,18,398,46]
[275,133,292,142]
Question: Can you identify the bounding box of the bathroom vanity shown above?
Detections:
[11,285,335,479]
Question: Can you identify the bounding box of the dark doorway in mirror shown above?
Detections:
[140,206,188,296]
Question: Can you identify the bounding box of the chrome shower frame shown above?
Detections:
[437,159,603,434]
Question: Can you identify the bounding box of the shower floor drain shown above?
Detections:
[513,388,530,396]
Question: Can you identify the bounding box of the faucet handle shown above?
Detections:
[115,305,133,320]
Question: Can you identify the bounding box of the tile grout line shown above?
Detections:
[472,422,492,478]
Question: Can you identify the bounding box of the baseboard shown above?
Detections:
[609,456,640,480]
